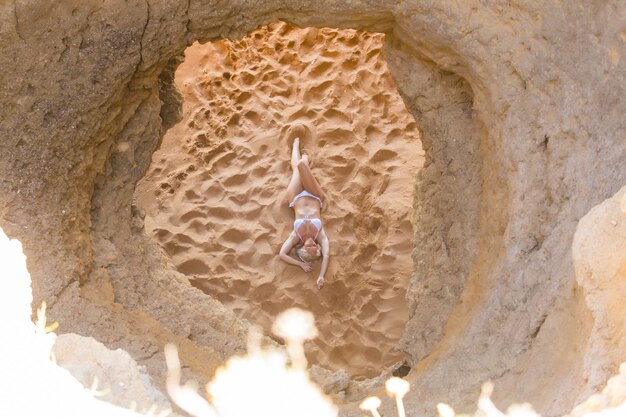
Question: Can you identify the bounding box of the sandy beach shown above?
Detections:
[135,22,424,379]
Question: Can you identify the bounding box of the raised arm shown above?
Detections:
[317,229,330,289]
[279,231,312,272]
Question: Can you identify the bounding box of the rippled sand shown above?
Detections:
[134,22,424,379]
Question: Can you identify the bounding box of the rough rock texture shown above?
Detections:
[566,362,626,417]
[1,1,625,416]
[383,35,481,364]
[53,333,172,413]
[309,365,351,397]
[572,186,626,390]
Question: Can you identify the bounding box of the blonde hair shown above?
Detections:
[295,243,322,262]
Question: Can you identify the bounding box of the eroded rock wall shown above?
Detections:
[573,186,626,391]
[1,1,625,416]
[383,35,481,364]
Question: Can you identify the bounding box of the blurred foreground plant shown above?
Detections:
[2,226,625,417]
[361,373,626,417]
[164,302,626,417]
[165,308,336,417]
[0,227,153,417]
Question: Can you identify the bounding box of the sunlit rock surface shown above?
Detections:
[53,333,171,411]
[0,1,625,416]
[572,185,626,391]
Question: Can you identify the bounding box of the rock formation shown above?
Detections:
[572,185,626,393]
[0,1,625,416]
[53,333,171,411]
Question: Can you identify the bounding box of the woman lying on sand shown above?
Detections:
[279,138,330,290]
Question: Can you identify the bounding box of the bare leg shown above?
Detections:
[297,155,325,201]
[292,138,301,166]
[286,138,304,204]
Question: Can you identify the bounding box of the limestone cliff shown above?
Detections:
[0,1,625,416]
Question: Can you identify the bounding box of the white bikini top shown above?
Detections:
[294,216,322,242]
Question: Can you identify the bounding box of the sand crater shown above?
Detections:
[135,22,424,379]
[5,2,624,415]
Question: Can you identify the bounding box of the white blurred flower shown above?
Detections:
[34,301,58,357]
[208,348,336,417]
[386,377,410,399]
[360,396,381,410]
[272,308,318,342]
[272,308,318,369]
[478,382,540,417]
[164,309,333,417]
[360,396,382,417]
[437,403,456,417]
[478,382,506,417]
[505,403,540,417]
[386,377,410,417]
[164,344,217,417]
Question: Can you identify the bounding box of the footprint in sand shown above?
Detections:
[302,80,334,102]
[178,258,211,275]
[370,147,398,164]
[179,209,207,224]
[308,60,334,78]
